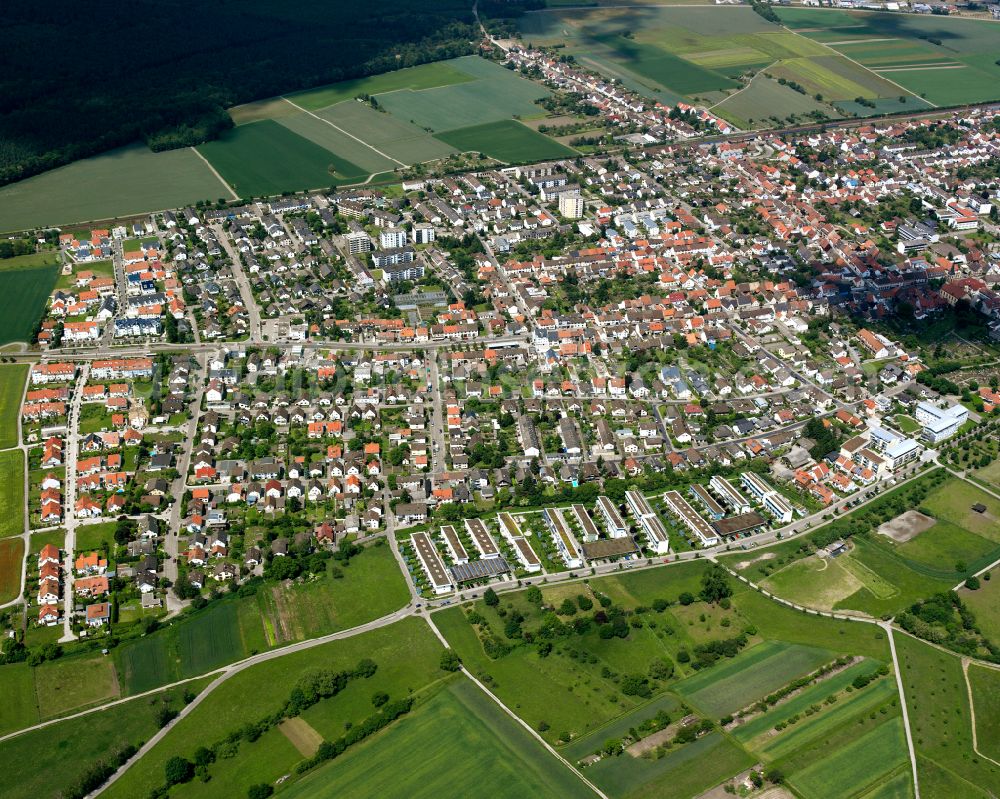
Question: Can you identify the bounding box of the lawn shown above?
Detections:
[33,655,120,719]
[0,143,230,233]
[283,59,477,111]
[103,618,444,799]
[281,678,594,799]
[0,663,39,736]
[0,266,59,345]
[0,683,196,799]
[435,120,576,164]
[0,536,23,604]
[197,119,366,197]
[0,449,25,537]
[672,640,834,718]
[75,520,118,553]
[895,632,1000,796]
[967,663,1000,763]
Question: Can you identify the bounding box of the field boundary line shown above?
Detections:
[709,60,779,112]
[961,658,1000,769]
[884,623,920,799]
[190,147,239,200]
[280,97,407,167]
[459,667,609,799]
[780,22,937,108]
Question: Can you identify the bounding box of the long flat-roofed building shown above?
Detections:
[663,490,719,547]
[465,518,500,558]
[740,472,793,523]
[439,525,469,564]
[498,512,542,573]
[597,495,628,538]
[545,508,583,569]
[411,531,453,595]
[572,503,601,542]
[690,484,725,520]
[710,475,752,514]
[626,489,671,554]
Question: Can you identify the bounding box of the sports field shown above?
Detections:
[436,120,576,164]
[0,537,23,604]
[0,364,27,447]
[0,144,231,233]
[0,266,59,346]
[673,640,833,718]
[197,119,366,197]
[283,678,594,799]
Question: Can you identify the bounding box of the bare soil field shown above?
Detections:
[279,717,323,756]
[876,510,935,543]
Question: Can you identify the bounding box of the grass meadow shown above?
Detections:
[103,618,443,799]
[0,537,23,604]
[968,663,1000,764]
[0,449,25,538]
[895,633,1000,797]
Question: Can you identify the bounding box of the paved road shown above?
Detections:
[60,365,89,641]
[212,224,262,341]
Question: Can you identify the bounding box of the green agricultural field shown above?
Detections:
[731,657,883,744]
[714,76,832,128]
[0,663,39,736]
[0,683,196,799]
[33,655,120,719]
[276,109,401,175]
[0,266,59,345]
[0,449,25,537]
[895,633,1000,796]
[790,716,909,799]
[376,56,550,133]
[282,678,594,799]
[0,536,23,604]
[968,663,1000,763]
[285,59,477,112]
[561,693,680,763]
[198,120,366,197]
[0,144,231,233]
[436,120,576,164]
[316,101,457,164]
[103,618,444,799]
[582,730,754,799]
[673,640,833,718]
